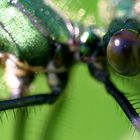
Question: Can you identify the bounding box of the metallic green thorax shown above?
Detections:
[0,0,71,66]
[16,0,72,43]
[0,0,101,67]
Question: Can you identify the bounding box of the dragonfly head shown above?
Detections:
[79,27,101,62]
[107,29,140,76]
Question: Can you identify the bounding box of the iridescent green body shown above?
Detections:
[0,0,52,66]
[0,0,100,68]
[16,0,72,43]
[0,0,73,67]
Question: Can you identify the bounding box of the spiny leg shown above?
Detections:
[88,62,140,132]
[0,68,68,111]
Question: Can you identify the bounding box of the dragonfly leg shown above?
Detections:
[0,70,68,111]
[88,63,140,132]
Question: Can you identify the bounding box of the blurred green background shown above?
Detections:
[0,0,139,140]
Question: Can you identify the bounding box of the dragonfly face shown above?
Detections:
[107,28,140,76]
[102,0,140,77]
[105,18,140,76]
[0,0,140,136]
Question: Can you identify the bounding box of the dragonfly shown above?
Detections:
[0,0,140,137]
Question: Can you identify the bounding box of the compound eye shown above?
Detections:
[107,29,140,76]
